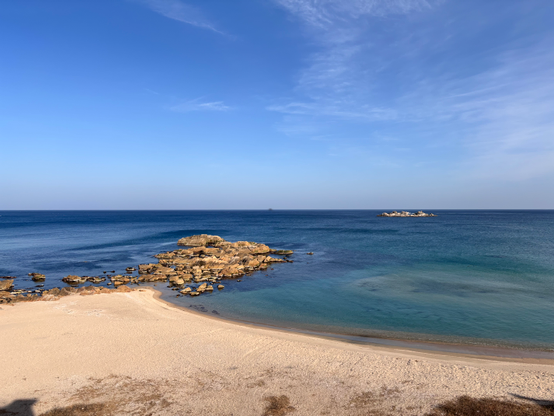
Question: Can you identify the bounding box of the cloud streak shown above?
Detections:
[171,99,232,112]
[442,45,554,180]
[270,0,554,183]
[136,0,223,34]
[275,0,437,28]
[268,0,431,123]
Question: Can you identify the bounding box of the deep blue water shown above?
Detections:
[1,210,553,350]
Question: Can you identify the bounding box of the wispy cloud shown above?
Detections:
[268,0,433,122]
[171,99,232,112]
[275,0,436,28]
[436,44,554,180]
[270,0,554,182]
[268,102,397,121]
[136,0,223,34]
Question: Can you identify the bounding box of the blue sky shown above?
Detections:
[1,0,553,209]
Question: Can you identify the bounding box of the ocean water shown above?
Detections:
[1,210,553,351]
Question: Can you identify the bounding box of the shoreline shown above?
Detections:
[4,228,554,362]
[151,287,554,364]
[2,288,554,415]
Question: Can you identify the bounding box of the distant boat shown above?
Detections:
[268,208,273,211]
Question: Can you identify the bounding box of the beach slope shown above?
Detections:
[1,289,553,415]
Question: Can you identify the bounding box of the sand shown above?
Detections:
[1,288,553,415]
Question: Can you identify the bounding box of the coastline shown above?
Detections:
[2,288,553,415]
[152,287,554,363]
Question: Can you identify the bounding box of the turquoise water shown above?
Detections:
[1,210,553,350]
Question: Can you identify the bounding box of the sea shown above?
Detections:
[1,210,553,354]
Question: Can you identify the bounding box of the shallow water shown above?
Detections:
[1,210,553,350]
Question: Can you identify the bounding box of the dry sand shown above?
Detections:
[1,288,553,415]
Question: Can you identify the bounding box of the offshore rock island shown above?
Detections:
[148,234,293,296]
[0,235,293,303]
[378,210,436,217]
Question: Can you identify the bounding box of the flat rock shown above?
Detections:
[62,275,87,285]
[0,279,14,291]
[177,234,225,247]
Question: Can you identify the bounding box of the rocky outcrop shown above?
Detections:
[137,235,294,296]
[378,210,436,217]
[0,279,14,291]
[271,249,293,255]
[29,273,46,282]
[177,234,225,247]
[0,284,133,304]
[5,235,292,303]
[62,275,88,285]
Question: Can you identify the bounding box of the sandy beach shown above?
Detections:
[1,288,553,415]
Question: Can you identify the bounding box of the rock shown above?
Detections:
[62,275,87,285]
[59,287,77,297]
[264,256,286,263]
[138,273,167,283]
[0,276,17,279]
[271,249,294,255]
[169,276,185,286]
[40,235,292,300]
[0,279,14,291]
[251,244,271,254]
[138,264,157,274]
[46,288,60,296]
[29,273,46,281]
[232,241,251,248]
[181,273,193,282]
[111,275,130,286]
[78,286,96,295]
[377,210,436,217]
[307,252,314,255]
[177,234,225,247]
[246,259,261,268]
[220,265,241,277]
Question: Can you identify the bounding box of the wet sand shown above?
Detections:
[1,288,553,415]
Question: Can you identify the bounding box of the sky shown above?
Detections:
[1,0,553,209]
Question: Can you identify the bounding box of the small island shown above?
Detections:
[377,210,436,217]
